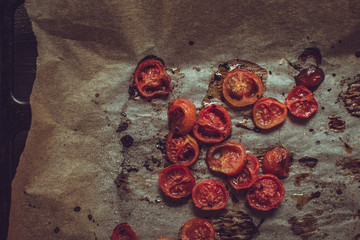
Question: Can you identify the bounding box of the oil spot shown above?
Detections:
[288,214,318,240]
[298,47,322,66]
[54,227,60,233]
[290,191,321,210]
[328,115,346,132]
[120,135,133,148]
[342,77,360,118]
[299,157,318,168]
[74,206,81,212]
[339,137,353,154]
[294,173,310,187]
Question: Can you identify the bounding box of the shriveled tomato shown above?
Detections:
[158,165,195,199]
[192,180,228,210]
[285,85,318,118]
[110,222,138,240]
[168,98,196,135]
[295,65,324,90]
[228,154,260,190]
[223,68,263,107]
[166,132,199,166]
[180,218,215,240]
[262,147,292,178]
[253,97,287,129]
[206,141,247,176]
[246,174,285,211]
[134,58,171,98]
[192,104,232,143]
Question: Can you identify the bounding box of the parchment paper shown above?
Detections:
[8,0,360,239]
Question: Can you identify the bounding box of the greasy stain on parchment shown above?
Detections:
[340,76,360,118]
[203,59,268,106]
[288,213,318,240]
[114,172,132,201]
[336,158,360,179]
[290,191,321,210]
[212,210,258,240]
[294,173,310,187]
[328,115,346,132]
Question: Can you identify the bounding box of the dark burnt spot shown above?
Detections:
[298,157,318,168]
[74,206,81,212]
[54,227,60,234]
[117,121,129,132]
[156,137,166,151]
[298,47,322,66]
[309,191,321,199]
[328,115,346,132]
[128,83,137,99]
[188,40,194,46]
[125,166,139,172]
[143,161,152,171]
[88,214,93,221]
[336,188,343,195]
[288,214,318,240]
[316,141,321,145]
[336,158,360,177]
[355,51,360,58]
[120,135,133,148]
[95,93,99,97]
[332,73,336,77]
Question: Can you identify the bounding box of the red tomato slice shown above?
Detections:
[166,132,199,166]
[192,180,229,210]
[206,141,247,176]
[246,174,285,211]
[158,165,195,199]
[228,154,260,190]
[110,223,138,240]
[168,98,197,135]
[295,65,324,90]
[285,85,318,118]
[223,69,263,107]
[180,218,215,240]
[193,104,232,143]
[252,97,287,129]
[262,147,292,178]
[134,58,171,98]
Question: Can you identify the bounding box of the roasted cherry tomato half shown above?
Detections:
[134,59,171,98]
[223,68,263,107]
[228,154,260,190]
[193,104,232,143]
[206,141,247,176]
[295,65,324,90]
[192,180,229,210]
[285,85,318,118]
[110,222,138,240]
[158,165,195,199]
[246,174,285,211]
[262,147,292,178]
[166,132,199,166]
[253,97,287,129]
[168,98,197,135]
[180,218,215,240]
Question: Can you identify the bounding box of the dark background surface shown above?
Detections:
[0,0,37,239]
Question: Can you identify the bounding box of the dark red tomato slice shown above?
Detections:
[206,141,247,176]
[134,59,171,98]
[295,65,324,90]
[228,154,260,190]
[252,97,287,129]
[285,85,318,118]
[223,69,263,107]
[192,180,229,210]
[262,147,292,178]
[246,174,285,211]
[192,104,232,143]
[180,218,215,240]
[168,98,197,135]
[110,223,138,240]
[166,132,199,166]
[158,165,195,199]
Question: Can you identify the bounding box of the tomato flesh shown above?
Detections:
[285,86,318,118]
[192,180,228,210]
[193,104,232,143]
[228,154,260,189]
[110,223,138,240]
[168,98,197,135]
[180,218,215,240]
[295,65,324,90]
[206,141,246,176]
[246,174,285,211]
[166,132,199,166]
[223,69,263,107]
[134,59,171,98]
[158,165,195,199]
[253,97,287,129]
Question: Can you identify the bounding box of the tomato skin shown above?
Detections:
[192,104,232,143]
[295,65,324,90]
[180,218,215,240]
[168,98,197,135]
[246,174,285,211]
[252,97,287,129]
[262,147,291,178]
[206,141,247,176]
[158,165,195,199]
[285,85,318,118]
[223,69,263,107]
[110,223,138,240]
[134,59,171,98]
[192,180,229,210]
[228,154,260,190]
[166,132,199,166]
